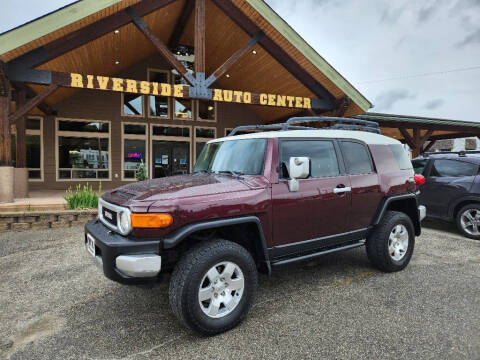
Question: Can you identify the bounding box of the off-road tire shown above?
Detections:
[456,204,480,240]
[169,239,258,335]
[366,210,415,272]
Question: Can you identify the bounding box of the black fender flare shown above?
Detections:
[448,195,480,219]
[372,193,421,236]
[162,216,271,274]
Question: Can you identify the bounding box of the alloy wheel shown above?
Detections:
[388,224,409,261]
[460,209,480,236]
[198,261,245,319]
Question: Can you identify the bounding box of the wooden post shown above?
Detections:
[194,0,206,74]
[0,64,11,166]
[15,88,27,168]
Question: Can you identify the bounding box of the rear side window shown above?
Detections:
[280,140,340,178]
[341,141,374,175]
[412,160,428,174]
[389,144,412,170]
[430,159,478,177]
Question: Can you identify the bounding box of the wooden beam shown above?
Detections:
[399,128,416,150]
[7,0,179,71]
[427,132,479,141]
[367,120,480,133]
[194,0,206,74]
[206,31,264,87]
[331,96,350,117]
[15,88,26,168]
[423,140,436,153]
[125,7,195,86]
[168,0,195,48]
[211,0,335,108]
[9,84,58,125]
[12,82,55,115]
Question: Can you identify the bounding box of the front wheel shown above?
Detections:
[169,239,258,335]
[366,211,415,272]
[456,204,480,240]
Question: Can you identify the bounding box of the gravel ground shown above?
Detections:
[0,220,479,360]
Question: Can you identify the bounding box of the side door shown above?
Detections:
[420,159,478,218]
[339,140,382,230]
[271,139,351,255]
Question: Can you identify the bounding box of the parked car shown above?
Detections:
[412,151,480,240]
[84,117,425,335]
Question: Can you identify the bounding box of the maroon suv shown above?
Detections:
[85,117,426,335]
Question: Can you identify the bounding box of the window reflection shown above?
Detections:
[123,94,143,116]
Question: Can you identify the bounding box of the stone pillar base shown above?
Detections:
[14,167,29,199]
[0,166,14,203]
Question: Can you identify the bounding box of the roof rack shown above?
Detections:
[227,116,381,137]
[422,150,480,157]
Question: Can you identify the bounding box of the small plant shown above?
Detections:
[64,182,102,209]
[136,161,148,182]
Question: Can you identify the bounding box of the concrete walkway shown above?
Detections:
[0,191,67,212]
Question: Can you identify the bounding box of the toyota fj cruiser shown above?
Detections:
[85,117,426,335]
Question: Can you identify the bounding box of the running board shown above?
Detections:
[271,242,364,267]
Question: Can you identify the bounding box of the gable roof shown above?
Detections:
[0,0,372,116]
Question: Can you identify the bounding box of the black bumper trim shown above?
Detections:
[84,220,161,285]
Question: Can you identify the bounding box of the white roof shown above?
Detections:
[209,129,400,145]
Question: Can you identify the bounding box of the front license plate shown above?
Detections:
[86,234,96,258]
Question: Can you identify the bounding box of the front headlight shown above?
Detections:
[117,210,132,235]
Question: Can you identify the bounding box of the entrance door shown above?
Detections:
[152,140,190,178]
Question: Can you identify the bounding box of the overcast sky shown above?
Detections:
[1,0,480,122]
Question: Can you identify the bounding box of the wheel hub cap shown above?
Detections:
[388,224,409,261]
[198,261,245,319]
[460,209,480,236]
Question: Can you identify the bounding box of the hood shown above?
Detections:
[102,173,267,208]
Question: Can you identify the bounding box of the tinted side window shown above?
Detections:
[280,140,340,178]
[431,159,478,177]
[412,160,428,175]
[389,144,412,170]
[341,141,374,175]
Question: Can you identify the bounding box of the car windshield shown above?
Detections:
[194,138,267,175]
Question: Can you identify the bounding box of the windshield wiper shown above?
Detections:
[217,170,244,178]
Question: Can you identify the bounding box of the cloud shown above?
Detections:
[374,89,416,110]
[457,28,480,47]
[380,5,407,24]
[417,3,438,23]
[424,99,445,110]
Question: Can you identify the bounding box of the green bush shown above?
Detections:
[136,161,148,182]
[64,183,102,209]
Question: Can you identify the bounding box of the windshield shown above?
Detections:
[194,138,267,175]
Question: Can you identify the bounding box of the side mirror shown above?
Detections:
[287,157,310,192]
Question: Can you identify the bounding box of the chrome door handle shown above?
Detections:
[333,186,352,194]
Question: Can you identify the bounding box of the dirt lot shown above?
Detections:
[1,220,479,360]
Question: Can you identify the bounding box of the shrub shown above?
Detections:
[136,161,148,182]
[64,183,102,209]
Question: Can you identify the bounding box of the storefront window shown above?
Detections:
[198,100,216,121]
[152,126,190,137]
[173,75,193,119]
[11,117,43,180]
[149,70,169,118]
[123,93,144,116]
[57,119,110,180]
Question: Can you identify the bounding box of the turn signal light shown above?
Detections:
[414,174,425,186]
[130,213,173,228]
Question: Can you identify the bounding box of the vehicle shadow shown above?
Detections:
[421,218,461,237]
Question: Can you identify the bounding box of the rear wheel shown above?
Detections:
[456,204,480,240]
[169,239,258,335]
[366,211,415,272]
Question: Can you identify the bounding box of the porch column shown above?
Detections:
[0,63,14,203]
[14,88,29,198]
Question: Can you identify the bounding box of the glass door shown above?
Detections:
[152,140,190,178]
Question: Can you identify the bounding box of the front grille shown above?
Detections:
[102,207,117,226]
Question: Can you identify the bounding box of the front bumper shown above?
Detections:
[84,220,162,285]
[418,205,427,221]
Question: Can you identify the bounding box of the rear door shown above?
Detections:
[339,140,382,230]
[272,139,351,251]
[420,159,478,218]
